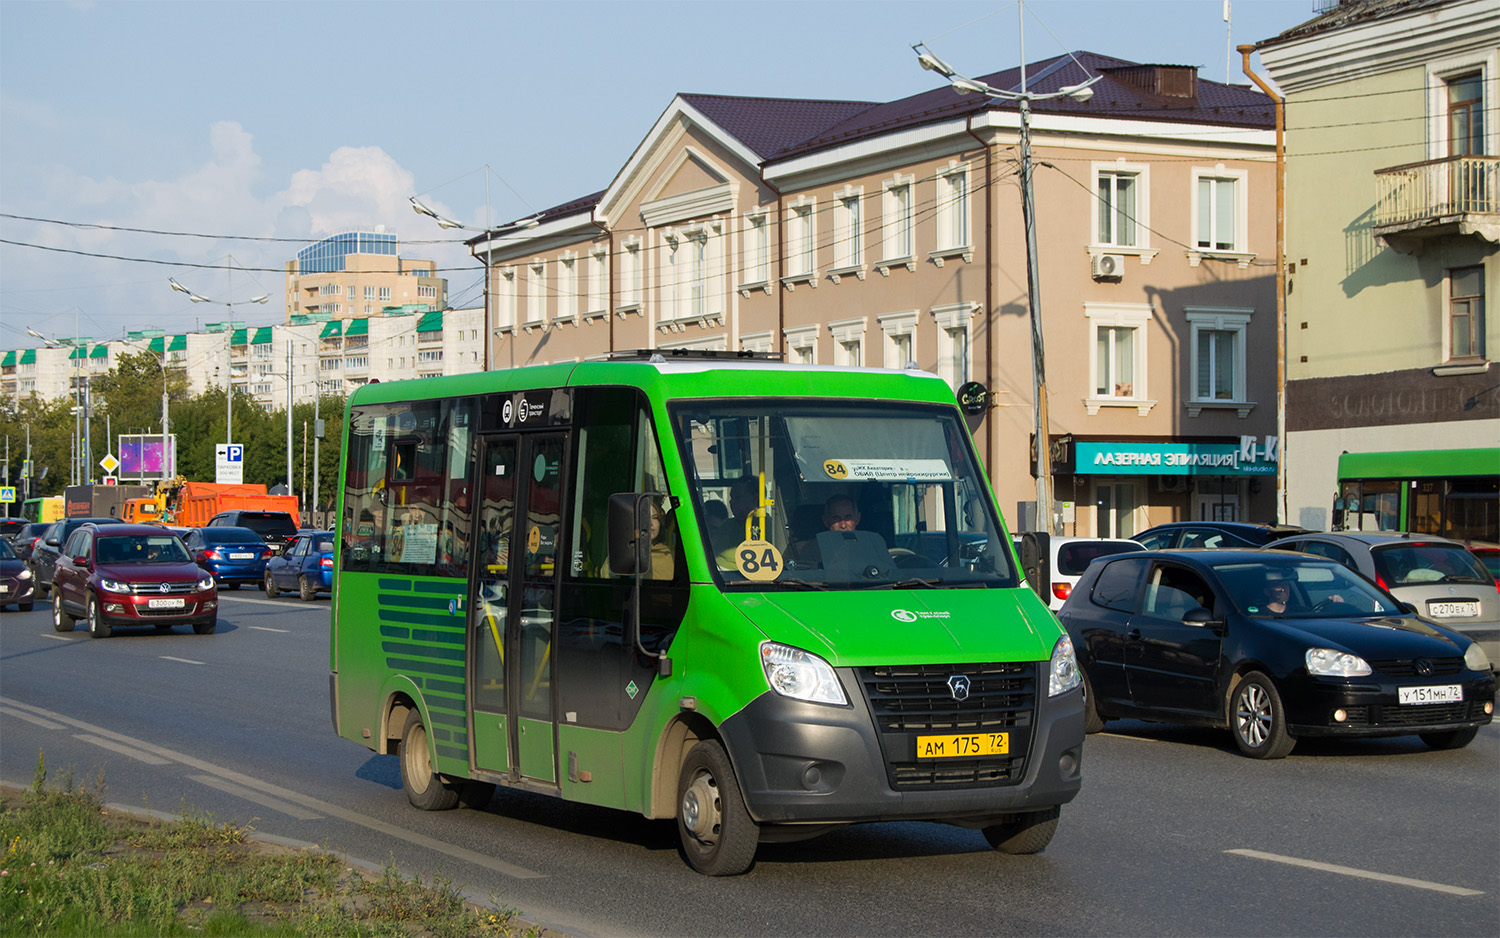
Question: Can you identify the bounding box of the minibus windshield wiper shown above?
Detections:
[776,578,830,591]
[893,577,943,589]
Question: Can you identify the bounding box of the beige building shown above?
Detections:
[469,52,1279,535]
[284,228,447,322]
[1258,0,1498,538]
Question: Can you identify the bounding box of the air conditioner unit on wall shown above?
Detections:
[1092,253,1125,280]
[1156,475,1187,493]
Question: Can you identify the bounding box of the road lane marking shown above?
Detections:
[74,734,172,765]
[249,626,290,633]
[190,774,323,820]
[42,634,72,641]
[160,656,205,665]
[1225,849,1484,897]
[0,705,65,729]
[0,694,543,880]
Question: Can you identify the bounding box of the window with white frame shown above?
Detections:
[742,210,770,288]
[526,261,546,327]
[878,310,919,369]
[1191,167,1248,255]
[495,267,516,331]
[347,285,356,300]
[832,187,863,272]
[587,247,608,315]
[882,174,915,263]
[364,286,376,301]
[931,302,978,390]
[935,162,971,253]
[829,317,867,367]
[1448,266,1485,361]
[786,198,816,280]
[379,287,391,302]
[1446,72,1485,156]
[620,238,642,309]
[1185,307,1253,416]
[740,331,773,354]
[558,254,578,322]
[1084,302,1155,415]
[784,325,819,364]
[1094,162,1147,248]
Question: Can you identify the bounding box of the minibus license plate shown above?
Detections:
[147,598,185,610]
[1427,601,1478,618]
[916,732,1008,758]
[1398,685,1462,705]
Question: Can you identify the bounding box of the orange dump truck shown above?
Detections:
[173,481,300,529]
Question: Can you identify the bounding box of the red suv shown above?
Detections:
[51,523,218,638]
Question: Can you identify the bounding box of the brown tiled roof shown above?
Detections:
[1258,0,1453,49]
[678,94,878,160]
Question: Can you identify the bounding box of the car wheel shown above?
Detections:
[982,805,1060,854]
[52,598,75,633]
[86,594,111,639]
[1419,727,1478,750]
[193,617,216,635]
[299,574,316,602]
[677,739,758,876]
[399,708,460,811]
[264,570,280,599]
[1081,671,1106,735]
[1230,671,1295,759]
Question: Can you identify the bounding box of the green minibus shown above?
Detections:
[329,351,1085,874]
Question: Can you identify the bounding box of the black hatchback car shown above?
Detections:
[207,510,298,554]
[1058,549,1495,758]
[29,517,127,596]
[1134,521,1312,550]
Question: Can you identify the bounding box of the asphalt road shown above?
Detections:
[2,593,1496,936]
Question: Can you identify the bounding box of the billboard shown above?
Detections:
[119,433,176,482]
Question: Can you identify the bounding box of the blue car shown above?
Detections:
[183,526,272,589]
[265,530,334,601]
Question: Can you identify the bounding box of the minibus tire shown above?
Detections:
[400,708,460,811]
[677,740,757,875]
[982,805,1060,854]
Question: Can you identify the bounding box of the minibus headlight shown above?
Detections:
[1464,642,1491,673]
[760,642,847,706]
[1048,634,1081,697]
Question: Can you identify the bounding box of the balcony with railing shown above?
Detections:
[1372,155,1499,253]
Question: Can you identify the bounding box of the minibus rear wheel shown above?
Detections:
[677,740,758,875]
[400,708,460,811]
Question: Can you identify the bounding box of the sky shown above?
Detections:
[0,0,1318,351]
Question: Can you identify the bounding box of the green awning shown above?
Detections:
[69,346,87,360]
[90,344,108,359]
[416,311,443,333]
[2,351,15,367]
[168,335,187,352]
[320,320,343,338]
[231,329,248,346]
[251,327,273,346]
[148,337,166,355]
[345,318,368,337]
[20,349,36,365]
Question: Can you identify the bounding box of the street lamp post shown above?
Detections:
[169,275,269,446]
[914,25,1099,535]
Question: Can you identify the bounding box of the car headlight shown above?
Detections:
[99,578,130,594]
[1305,647,1372,677]
[1464,642,1492,673]
[760,642,847,706]
[18,568,31,580]
[1048,633,1081,697]
[197,576,215,591]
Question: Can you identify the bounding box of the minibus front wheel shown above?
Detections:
[400,708,460,811]
[677,740,758,875]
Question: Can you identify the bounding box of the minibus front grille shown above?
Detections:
[857,662,1036,791]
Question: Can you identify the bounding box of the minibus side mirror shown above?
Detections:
[607,493,655,576]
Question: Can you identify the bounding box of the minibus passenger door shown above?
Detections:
[510,433,564,784]
[469,436,518,775]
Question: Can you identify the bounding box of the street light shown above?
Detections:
[168,272,269,447]
[913,22,1099,536]
[29,325,91,485]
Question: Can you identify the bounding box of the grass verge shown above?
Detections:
[1,752,541,937]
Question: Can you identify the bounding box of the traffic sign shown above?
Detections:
[100,453,120,474]
[0,487,15,503]
[102,476,117,486]
[216,443,244,484]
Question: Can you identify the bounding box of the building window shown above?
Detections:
[494,267,516,332]
[1085,302,1155,415]
[418,350,444,363]
[932,302,978,390]
[1185,307,1253,416]
[587,247,608,315]
[526,261,546,327]
[417,285,437,299]
[364,286,376,301]
[379,287,391,302]
[743,210,769,287]
[882,174,915,262]
[740,331,773,354]
[829,317,867,367]
[935,162,970,253]
[1447,72,1485,156]
[784,325,819,364]
[1449,266,1485,361]
[786,199,816,279]
[1192,168,1247,254]
[1095,165,1145,248]
[558,254,578,322]
[832,187,863,272]
[347,285,356,300]
[878,310,919,369]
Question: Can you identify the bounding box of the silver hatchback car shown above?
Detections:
[1264,532,1499,668]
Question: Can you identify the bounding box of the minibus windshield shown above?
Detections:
[672,400,1018,590]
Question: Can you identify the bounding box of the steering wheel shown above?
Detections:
[1311,598,1359,615]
